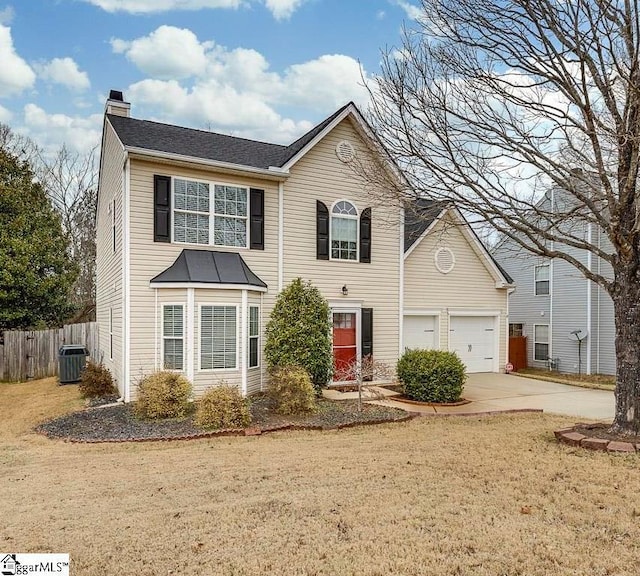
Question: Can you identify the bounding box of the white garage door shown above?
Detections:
[449,316,496,373]
[403,315,437,351]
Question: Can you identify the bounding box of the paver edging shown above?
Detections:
[555,425,637,454]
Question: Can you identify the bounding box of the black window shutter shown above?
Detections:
[250,188,265,250]
[154,175,171,243]
[361,308,374,381]
[317,200,329,260]
[360,207,371,263]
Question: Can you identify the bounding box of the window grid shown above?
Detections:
[331,200,358,261]
[200,305,237,370]
[535,264,550,296]
[213,185,247,248]
[249,305,259,369]
[163,305,184,370]
[534,324,549,361]
[174,179,210,245]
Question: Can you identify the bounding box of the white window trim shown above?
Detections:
[161,303,185,371]
[171,176,250,249]
[197,303,240,372]
[248,304,260,369]
[534,264,550,296]
[533,323,550,361]
[329,199,359,262]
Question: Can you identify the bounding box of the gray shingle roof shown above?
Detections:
[107,102,353,170]
[150,250,267,289]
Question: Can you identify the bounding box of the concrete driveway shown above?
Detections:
[459,373,614,420]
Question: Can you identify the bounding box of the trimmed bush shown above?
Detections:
[134,371,193,420]
[268,365,316,415]
[397,349,467,403]
[265,278,333,392]
[195,383,251,430]
[78,361,117,398]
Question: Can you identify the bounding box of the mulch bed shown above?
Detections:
[36,396,409,443]
[391,396,471,407]
[555,423,639,454]
[573,423,640,444]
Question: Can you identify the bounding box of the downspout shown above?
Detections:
[506,287,515,371]
[398,206,405,355]
[597,227,601,373]
[549,188,554,364]
[260,292,264,391]
[278,182,284,292]
[154,288,158,370]
[123,154,131,402]
[586,222,592,375]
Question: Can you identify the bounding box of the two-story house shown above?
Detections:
[492,190,616,376]
[96,91,513,401]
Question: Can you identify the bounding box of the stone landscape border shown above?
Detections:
[50,413,416,444]
[555,425,638,454]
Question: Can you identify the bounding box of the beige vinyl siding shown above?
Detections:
[282,118,402,370]
[95,120,125,393]
[128,159,279,396]
[404,214,508,370]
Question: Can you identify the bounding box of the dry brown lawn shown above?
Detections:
[1,378,639,575]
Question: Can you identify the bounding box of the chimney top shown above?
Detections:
[109,90,124,102]
[105,89,130,118]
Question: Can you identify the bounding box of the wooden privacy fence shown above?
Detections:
[0,321,99,382]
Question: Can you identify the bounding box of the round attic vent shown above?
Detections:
[336,140,356,163]
[434,247,455,274]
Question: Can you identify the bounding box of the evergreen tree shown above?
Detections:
[0,147,78,330]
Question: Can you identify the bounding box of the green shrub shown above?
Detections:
[265,278,332,392]
[268,365,317,415]
[134,371,193,419]
[397,349,467,403]
[195,383,251,430]
[78,361,117,398]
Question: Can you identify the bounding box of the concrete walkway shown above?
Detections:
[326,373,615,421]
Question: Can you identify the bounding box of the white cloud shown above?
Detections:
[263,0,306,20]
[111,26,211,79]
[112,26,370,143]
[0,24,35,97]
[392,0,422,20]
[83,0,310,18]
[36,57,91,91]
[21,104,102,152]
[82,0,241,14]
[0,5,14,24]
[376,10,386,20]
[0,102,12,122]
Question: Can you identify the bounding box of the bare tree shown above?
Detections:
[36,145,98,320]
[364,0,640,434]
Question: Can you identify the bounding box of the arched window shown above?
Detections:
[331,200,358,260]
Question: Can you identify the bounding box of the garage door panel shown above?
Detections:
[450,316,497,373]
[403,315,437,351]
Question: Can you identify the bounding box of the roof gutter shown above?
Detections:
[125,146,290,181]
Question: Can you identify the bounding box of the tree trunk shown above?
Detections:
[610,267,640,435]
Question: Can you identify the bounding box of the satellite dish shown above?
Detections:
[568,329,588,342]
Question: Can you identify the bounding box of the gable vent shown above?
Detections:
[434,247,455,274]
[336,140,356,163]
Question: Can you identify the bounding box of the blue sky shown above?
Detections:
[0,0,420,154]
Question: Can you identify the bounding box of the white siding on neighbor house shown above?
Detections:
[404,214,509,372]
[128,159,280,397]
[282,118,402,371]
[95,120,125,393]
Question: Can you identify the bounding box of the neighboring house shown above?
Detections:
[492,194,615,375]
[403,201,513,373]
[96,91,512,401]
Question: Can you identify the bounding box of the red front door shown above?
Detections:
[333,312,357,381]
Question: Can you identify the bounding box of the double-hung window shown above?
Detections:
[173,179,248,248]
[248,306,259,368]
[331,200,358,260]
[200,305,237,370]
[534,324,549,361]
[163,305,184,370]
[213,185,247,247]
[535,264,550,295]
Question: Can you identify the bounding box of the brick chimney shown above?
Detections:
[105,89,130,117]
